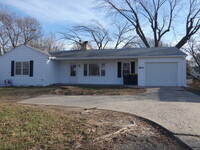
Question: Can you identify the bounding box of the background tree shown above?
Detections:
[113,22,137,49]
[96,0,200,48]
[76,21,111,49]
[29,33,66,52]
[17,17,42,45]
[0,9,64,55]
[176,0,200,48]
[183,38,200,81]
[60,21,137,49]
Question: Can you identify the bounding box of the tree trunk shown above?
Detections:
[176,36,189,49]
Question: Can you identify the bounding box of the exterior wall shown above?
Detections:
[0,45,49,86]
[47,60,60,84]
[138,57,186,87]
[58,59,138,85]
[0,45,186,87]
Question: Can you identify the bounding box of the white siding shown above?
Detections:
[58,59,138,85]
[47,60,60,84]
[0,45,186,87]
[138,57,186,87]
[0,45,49,86]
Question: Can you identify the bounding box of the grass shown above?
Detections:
[0,103,93,150]
[0,85,146,102]
[0,86,56,102]
[0,104,191,150]
[0,85,191,149]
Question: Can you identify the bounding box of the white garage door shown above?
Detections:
[145,62,178,86]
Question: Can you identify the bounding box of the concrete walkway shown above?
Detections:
[19,87,200,150]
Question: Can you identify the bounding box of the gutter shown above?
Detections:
[49,55,187,60]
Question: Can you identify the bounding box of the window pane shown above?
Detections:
[23,62,29,75]
[84,64,87,76]
[101,64,105,76]
[70,65,76,76]
[123,63,130,75]
[15,62,21,75]
[89,64,100,76]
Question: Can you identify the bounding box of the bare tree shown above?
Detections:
[59,28,83,46]
[0,9,43,55]
[75,21,111,49]
[113,22,137,49]
[60,21,111,49]
[176,0,200,48]
[60,21,138,49]
[0,25,9,54]
[29,33,65,52]
[183,38,200,80]
[0,11,21,49]
[96,0,200,48]
[17,17,42,45]
[184,39,200,68]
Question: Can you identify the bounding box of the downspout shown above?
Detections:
[45,57,49,86]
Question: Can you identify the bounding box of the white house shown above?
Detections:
[0,45,187,87]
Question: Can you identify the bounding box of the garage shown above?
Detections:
[145,62,178,86]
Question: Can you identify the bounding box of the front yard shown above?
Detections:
[0,103,190,150]
[0,85,192,149]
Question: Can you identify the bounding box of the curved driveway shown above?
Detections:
[19,87,200,150]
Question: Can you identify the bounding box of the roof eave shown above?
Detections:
[50,55,186,60]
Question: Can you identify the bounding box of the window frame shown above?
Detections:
[83,63,105,77]
[22,62,29,75]
[89,64,100,76]
[101,64,105,76]
[15,61,29,76]
[83,64,88,76]
[70,65,76,76]
[122,63,130,75]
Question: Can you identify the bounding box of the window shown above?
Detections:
[15,62,22,75]
[101,64,105,76]
[89,64,100,76]
[23,62,29,75]
[123,63,130,75]
[84,63,105,76]
[15,62,29,75]
[84,64,87,76]
[70,65,76,76]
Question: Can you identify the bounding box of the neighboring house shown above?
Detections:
[0,44,187,87]
[191,67,200,79]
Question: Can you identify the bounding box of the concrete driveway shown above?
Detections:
[19,87,200,150]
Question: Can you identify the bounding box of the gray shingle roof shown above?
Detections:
[50,47,186,60]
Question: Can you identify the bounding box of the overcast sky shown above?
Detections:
[0,0,105,33]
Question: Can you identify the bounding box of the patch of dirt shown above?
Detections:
[0,86,146,103]
[36,105,192,150]
[51,85,146,95]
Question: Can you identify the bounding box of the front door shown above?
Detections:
[69,64,77,83]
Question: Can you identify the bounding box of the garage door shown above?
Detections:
[145,62,178,86]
